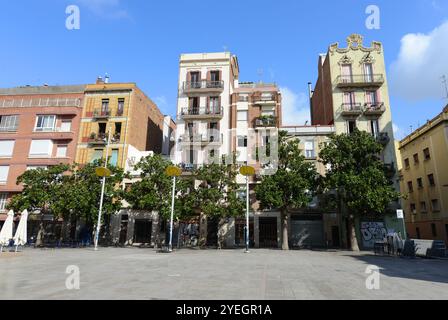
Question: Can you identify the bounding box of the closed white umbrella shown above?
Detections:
[0,210,14,252]
[13,209,28,251]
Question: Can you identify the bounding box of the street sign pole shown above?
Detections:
[245,174,249,253]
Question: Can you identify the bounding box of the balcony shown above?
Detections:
[87,133,107,146]
[376,132,390,146]
[340,103,363,117]
[34,128,75,140]
[252,93,278,105]
[336,74,384,88]
[0,97,81,108]
[178,133,222,147]
[364,102,386,116]
[93,109,111,119]
[254,116,278,128]
[180,107,223,120]
[183,81,224,94]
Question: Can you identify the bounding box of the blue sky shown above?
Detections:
[1,0,447,139]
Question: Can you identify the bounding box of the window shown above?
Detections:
[420,201,427,213]
[190,72,200,84]
[364,63,374,82]
[209,97,220,113]
[431,199,440,212]
[343,92,356,107]
[404,158,410,169]
[238,95,249,102]
[347,120,357,134]
[238,136,247,147]
[305,141,315,158]
[101,99,109,114]
[35,115,56,132]
[407,181,413,193]
[417,178,423,189]
[428,174,435,186]
[115,122,122,140]
[341,64,352,82]
[0,115,19,132]
[117,98,125,116]
[0,140,15,158]
[210,70,220,82]
[109,149,119,166]
[370,120,379,138]
[91,149,103,163]
[413,153,419,165]
[237,111,248,121]
[56,145,68,158]
[0,166,9,184]
[423,148,431,160]
[0,193,7,211]
[60,121,71,132]
[431,224,437,237]
[366,91,378,104]
[29,140,53,157]
[410,203,416,214]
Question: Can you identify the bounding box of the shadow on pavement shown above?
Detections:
[346,253,448,284]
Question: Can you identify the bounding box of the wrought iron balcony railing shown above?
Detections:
[336,74,384,87]
[183,80,224,92]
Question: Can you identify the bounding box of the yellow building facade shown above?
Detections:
[398,105,448,244]
[76,81,166,168]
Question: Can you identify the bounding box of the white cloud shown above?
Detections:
[76,0,129,19]
[390,21,448,101]
[279,87,311,126]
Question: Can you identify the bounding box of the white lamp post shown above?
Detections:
[166,166,182,252]
[94,129,112,251]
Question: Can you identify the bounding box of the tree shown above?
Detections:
[193,156,245,248]
[7,164,69,246]
[319,129,401,251]
[255,131,317,250]
[53,160,125,243]
[125,155,194,246]
[8,161,125,246]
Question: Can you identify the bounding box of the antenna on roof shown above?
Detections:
[257,68,264,84]
[441,75,448,100]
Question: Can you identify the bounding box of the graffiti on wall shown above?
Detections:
[361,221,387,248]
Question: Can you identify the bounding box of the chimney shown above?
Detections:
[104,73,110,84]
[96,76,104,84]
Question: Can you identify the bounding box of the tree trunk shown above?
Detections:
[281,210,289,251]
[199,212,207,248]
[347,215,360,252]
[35,214,45,247]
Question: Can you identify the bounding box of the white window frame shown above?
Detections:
[0,140,15,158]
[60,121,72,132]
[29,140,53,158]
[35,115,56,132]
[0,193,7,211]
[0,166,9,184]
[305,141,315,158]
[0,115,19,132]
[56,145,68,158]
[237,111,248,121]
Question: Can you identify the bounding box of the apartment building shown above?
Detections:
[76,78,167,168]
[164,52,284,248]
[0,85,85,221]
[310,34,404,249]
[398,105,448,245]
[281,125,340,247]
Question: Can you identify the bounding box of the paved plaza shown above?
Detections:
[0,247,447,300]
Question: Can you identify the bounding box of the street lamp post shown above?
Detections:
[239,166,255,253]
[166,166,182,252]
[94,129,112,251]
